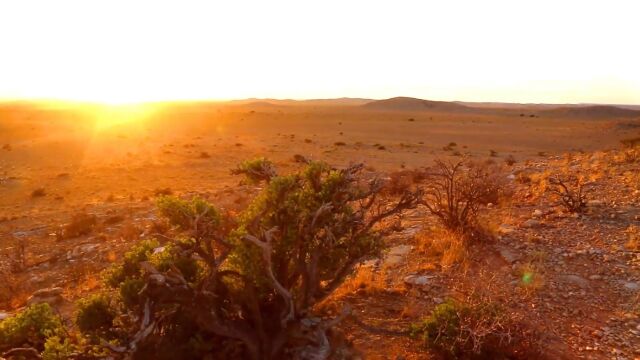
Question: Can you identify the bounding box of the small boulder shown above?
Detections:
[623,282,640,291]
[498,224,516,235]
[404,275,432,286]
[27,287,64,306]
[521,219,541,228]
[385,245,412,267]
[588,200,604,207]
[496,246,521,264]
[558,274,589,289]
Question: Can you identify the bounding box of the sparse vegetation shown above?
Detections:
[75,294,116,334]
[0,303,63,353]
[546,174,589,213]
[383,169,426,196]
[625,225,640,251]
[411,298,539,359]
[61,213,98,239]
[620,136,640,148]
[153,187,173,196]
[505,154,516,166]
[231,157,277,183]
[31,188,46,198]
[421,160,502,235]
[57,159,422,359]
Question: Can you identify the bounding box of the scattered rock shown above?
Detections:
[588,275,602,281]
[498,224,516,234]
[27,287,64,306]
[0,312,10,321]
[67,243,100,259]
[384,245,412,267]
[496,246,521,264]
[152,246,166,255]
[558,274,590,289]
[403,275,431,286]
[521,219,541,228]
[588,200,604,207]
[532,209,543,218]
[623,282,639,291]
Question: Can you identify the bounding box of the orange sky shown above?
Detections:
[0,1,638,105]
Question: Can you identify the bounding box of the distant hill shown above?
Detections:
[228,98,372,107]
[362,97,470,112]
[540,105,640,118]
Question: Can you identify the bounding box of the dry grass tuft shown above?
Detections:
[31,187,46,198]
[333,265,387,299]
[625,225,640,251]
[61,213,98,239]
[416,228,468,269]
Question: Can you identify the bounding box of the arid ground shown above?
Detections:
[1,98,640,359]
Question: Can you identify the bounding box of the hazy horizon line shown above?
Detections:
[2,95,640,107]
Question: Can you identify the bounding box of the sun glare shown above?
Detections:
[89,103,157,130]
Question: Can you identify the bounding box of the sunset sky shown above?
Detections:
[0,0,638,105]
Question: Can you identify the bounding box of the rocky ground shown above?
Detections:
[332,150,640,359]
[2,148,640,359]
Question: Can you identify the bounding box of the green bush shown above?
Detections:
[231,157,277,183]
[87,159,420,359]
[42,335,76,360]
[76,294,116,334]
[411,299,538,359]
[157,196,220,232]
[119,278,145,308]
[0,303,63,352]
[105,239,159,287]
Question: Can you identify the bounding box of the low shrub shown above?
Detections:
[546,175,589,213]
[31,188,46,197]
[421,160,504,235]
[504,155,516,166]
[76,294,116,334]
[411,299,539,359]
[383,169,427,196]
[231,157,277,183]
[62,213,98,239]
[95,159,420,359]
[0,303,63,352]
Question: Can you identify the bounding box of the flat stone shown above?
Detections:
[404,275,432,286]
[0,312,10,321]
[588,200,604,207]
[67,243,100,259]
[532,209,543,218]
[521,219,541,228]
[27,287,64,306]
[589,275,602,280]
[388,245,412,257]
[623,282,640,291]
[496,246,521,264]
[559,274,590,289]
[498,224,516,234]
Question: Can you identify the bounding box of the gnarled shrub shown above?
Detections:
[421,160,503,234]
[96,160,420,359]
[546,175,589,213]
[411,299,539,359]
